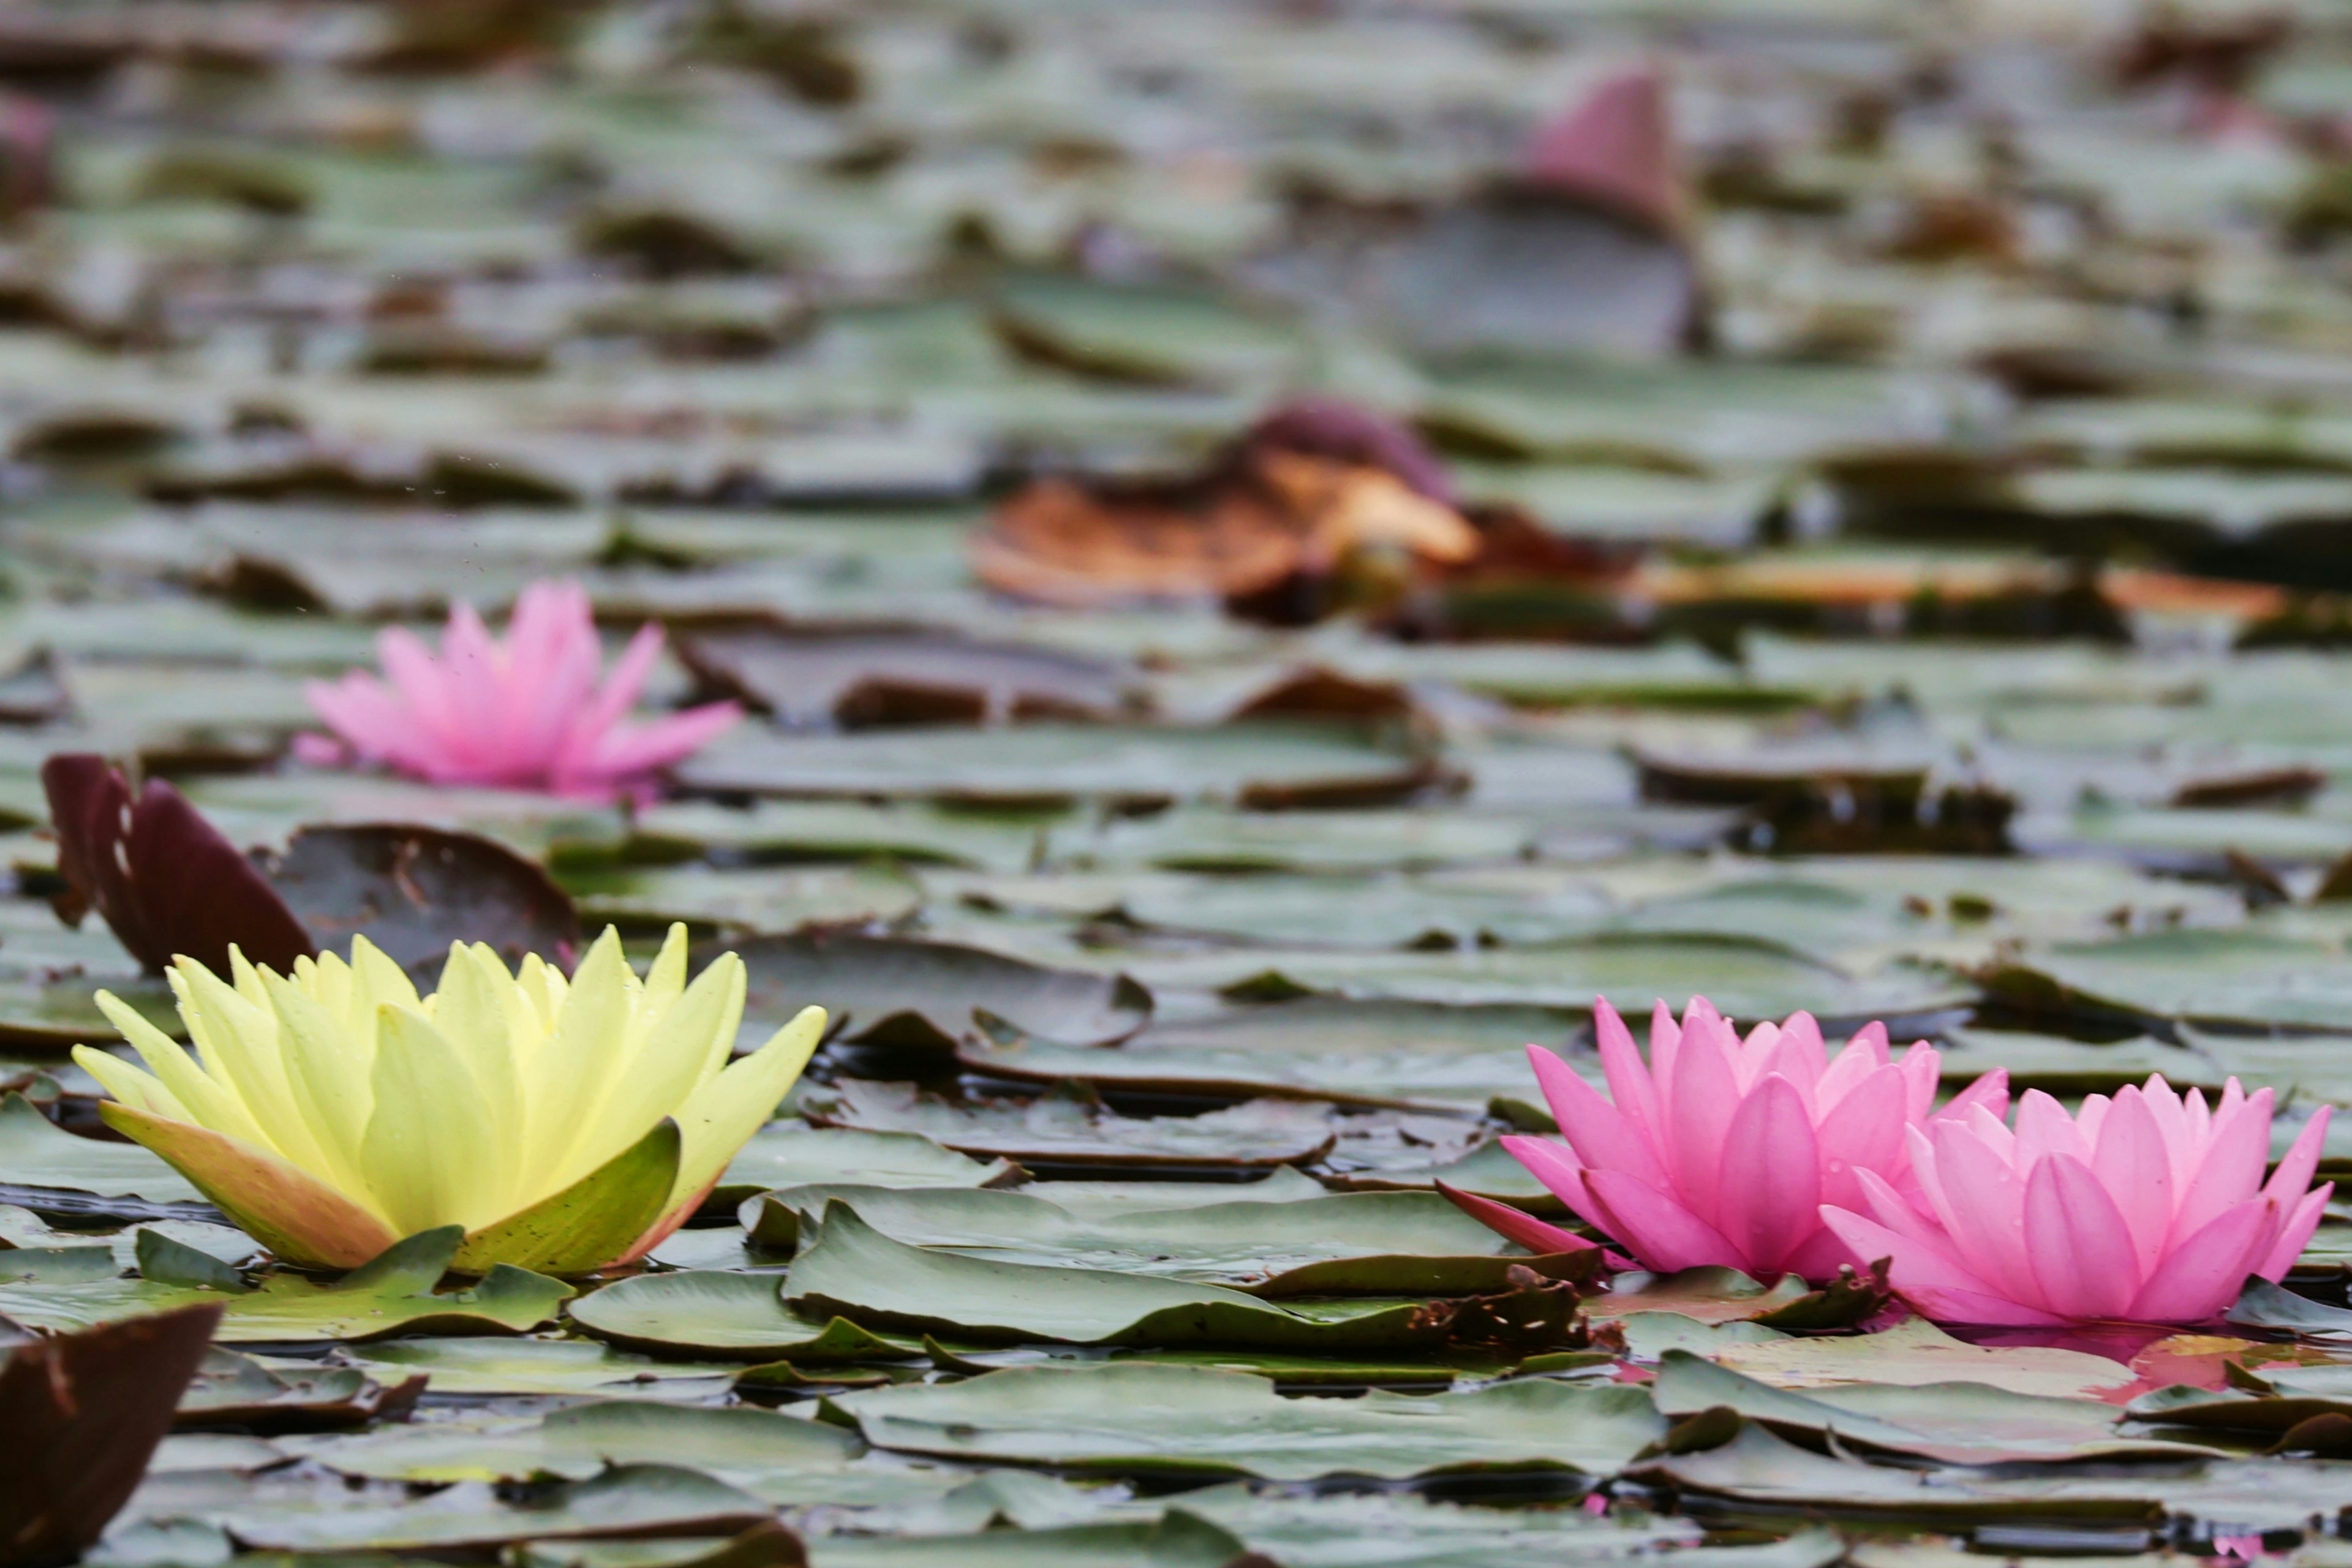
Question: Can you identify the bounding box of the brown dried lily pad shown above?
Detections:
[1,1301,222,1568]
[974,448,1474,610]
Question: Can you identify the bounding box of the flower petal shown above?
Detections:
[2258,1183,2332,1282]
[2090,1084,2176,1280]
[453,1118,680,1277]
[99,1101,398,1268]
[1528,1042,1667,1188]
[1820,1204,2066,1327]
[2127,1196,2277,1325]
[358,1005,502,1234]
[1436,1179,1603,1256]
[666,1005,826,1221]
[2022,1152,2140,1320]
[1585,1167,1741,1274]
[1717,1072,1821,1276]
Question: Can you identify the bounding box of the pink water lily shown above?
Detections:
[1450,997,2007,1281]
[301,579,738,799]
[1822,1077,2334,1327]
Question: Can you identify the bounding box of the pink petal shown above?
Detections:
[1526,1044,1667,1189]
[1586,1167,1742,1275]
[1933,1067,2010,1126]
[1731,1020,1780,1095]
[571,701,739,783]
[1435,1179,1603,1257]
[1814,1028,1885,1113]
[1717,1073,1822,1276]
[1499,1133,1599,1219]
[1923,1117,2042,1312]
[1820,1205,2065,1327]
[2257,1183,2333,1282]
[2171,1085,2273,1246]
[1783,1224,1860,1281]
[2265,1105,2334,1208]
[2127,1196,2277,1325]
[1662,1001,1741,1228]
[1646,1000,1683,1113]
[2015,1090,2092,1169]
[1773,1011,1828,1091]
[2091,1085,2176,1280]
[1812,1063,1908,1212]
[1593,997,1662,1150]
[2022,1152,2141,1321]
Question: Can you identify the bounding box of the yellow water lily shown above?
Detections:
[70,925,824,1275]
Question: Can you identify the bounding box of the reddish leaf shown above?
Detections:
[41,754,315,976]
[1,1302,223,1567]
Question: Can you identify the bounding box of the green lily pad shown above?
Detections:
[0,1093,204,1205]
[568,1268,921,1362]
[729,933,1150,1052]
[805,1082,1333,1171]
[218,1464,774,1553]
[176,1348,422,1432]
[1712,1316,2141,1400]
[715,1124,1019,1206]
[831,1360,1660,1481]
[747,1182,1566,1294]
[1653,1351,2209,1464]
[292,1400,861,1483]
[677,723,1438,809]
[1985,926,2352,1031]
[957,999,1578,1112]
[330,1336,744,1399]
[784,1204,1443,1351]
[202,1227,573,1344]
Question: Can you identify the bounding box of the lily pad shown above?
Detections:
[805,1082,1333,1171]
[1653,1351,2207,1464]
[330,1336,745,1400]
[206,1227,574,1344]
[957,999,1578,1112]
[829,1360,1664,1480]
[714,1123,1019,1207]
[263,822,583,975]
[745,1183,1574,1294]
[677,723,1439,810]
[568,1269,920,1363]
[0,1093,205,1206]
[1713,1316,2141,1400]
[784,1204,1443,1351]
[219,1464,775,1553]
[730,933,1149,1052]
[176,1348,424,1432]
[292,1400,861,1483]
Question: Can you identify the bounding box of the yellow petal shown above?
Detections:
[561,952,744,1189]
[100,1101,399,1268]
[429,944,526,1207]
[357,1004,500,1234]
[71,1045,187,1120]
[665,1005,825,1219]
[94,990,268,1146]
[227,946,272,1009]
[265,971,376,1196]
[349,935,421,1021]
[526,929,633,1189]
[643,924,690,1018]
[178,958,344,1177]
[517,952,567,1032]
